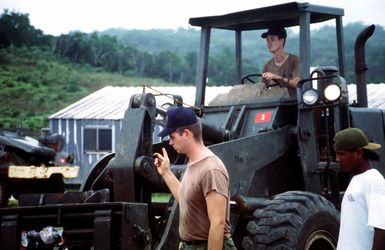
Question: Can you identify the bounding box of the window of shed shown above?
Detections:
[84,128,112,152]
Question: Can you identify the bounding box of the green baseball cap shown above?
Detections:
[333,127,381,151]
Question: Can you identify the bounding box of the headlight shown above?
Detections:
[302,89,318,105]
[324,84,341,102]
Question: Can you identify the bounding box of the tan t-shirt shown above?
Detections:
[262,53,300,97]
[178,155,231,241]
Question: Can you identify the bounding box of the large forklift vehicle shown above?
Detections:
[1,2,384,250]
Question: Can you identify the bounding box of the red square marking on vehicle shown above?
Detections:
[255,112,272,123]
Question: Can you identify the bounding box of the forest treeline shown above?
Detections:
[1,9,385,131]
[2,10,385,84]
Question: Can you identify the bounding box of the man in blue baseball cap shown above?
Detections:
[334,127,385,250]
[154,106,236,250]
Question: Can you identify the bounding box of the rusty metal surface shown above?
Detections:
[208,83,289,106]
[354,25,376,108]
[8,165,79,179]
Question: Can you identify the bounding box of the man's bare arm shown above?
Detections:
[262,72,299,89]
[206,191,227,250]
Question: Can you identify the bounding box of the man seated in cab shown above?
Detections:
[261,26,300,97]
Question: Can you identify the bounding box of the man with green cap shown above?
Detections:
[333,127,385,250]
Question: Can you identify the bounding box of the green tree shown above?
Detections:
[208,47,236,85]
[181,51,198,84]
[54,32,88,63]
[155,50,183,82]
[87,32,119,68]
[0,10,52,48]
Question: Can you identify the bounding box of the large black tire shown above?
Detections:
[242,191,340,250]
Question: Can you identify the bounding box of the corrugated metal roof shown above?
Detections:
[49,86,232,120]
[50,84,385,120]
[347,83,385,109]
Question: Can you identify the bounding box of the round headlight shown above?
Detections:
[324,84,341,102]
[302,89,318,105]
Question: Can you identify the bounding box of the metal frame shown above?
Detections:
[189,2,345,106]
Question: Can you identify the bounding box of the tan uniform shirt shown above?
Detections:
[178,155,231,241]
[262,53,300,97]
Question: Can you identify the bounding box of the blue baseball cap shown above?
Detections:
[261,26,287,39]
[158,107,197,137]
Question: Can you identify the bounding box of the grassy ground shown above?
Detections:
[6,192,171,207]
[152,193,172,202]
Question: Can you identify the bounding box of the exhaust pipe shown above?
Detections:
[354,25,375,107]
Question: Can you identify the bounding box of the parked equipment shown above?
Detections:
[0,128,79,207]
[1,2,384,250]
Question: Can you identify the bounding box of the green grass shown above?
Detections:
[0,47,177,132]
[7,193,171,207]
[152,193,172,202]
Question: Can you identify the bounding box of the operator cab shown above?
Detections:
[188,2,350,202]
[189,2,345,107]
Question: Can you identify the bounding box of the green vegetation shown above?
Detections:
[0,46,170,131]
[152,193,172,203]
[1,9,385,133]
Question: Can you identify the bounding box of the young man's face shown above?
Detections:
[265,35,284,53]
[169,130,187,154]
[335,149,361,172]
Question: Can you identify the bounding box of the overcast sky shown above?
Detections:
[1,0,385,36]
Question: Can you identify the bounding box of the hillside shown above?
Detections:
[0,47,173,131]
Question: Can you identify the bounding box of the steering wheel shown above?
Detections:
[241,73,281,88]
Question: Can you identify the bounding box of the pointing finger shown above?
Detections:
[161,148,168,158]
